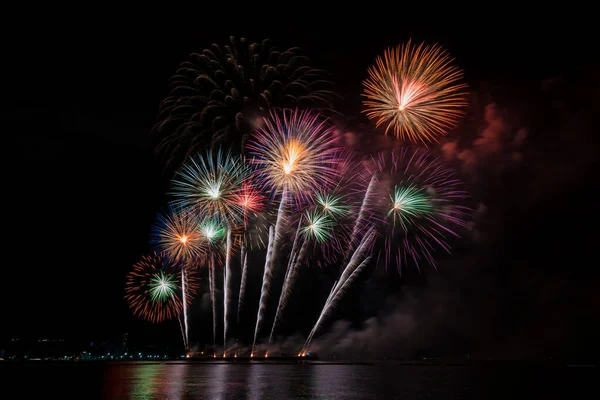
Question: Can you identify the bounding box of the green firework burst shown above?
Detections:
[387,184,434,231]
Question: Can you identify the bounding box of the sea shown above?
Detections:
[0,360,597,399]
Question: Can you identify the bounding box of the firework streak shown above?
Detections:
[237,241,248,326]
[209,254,217,355]
[343,173,378,267]
[267,219,307,348]
[223,228,233,352]
[181,269,189,350]
[302,228,377,353]
[252,201,284,353]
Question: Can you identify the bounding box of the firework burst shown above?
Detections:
[371,147,471,272]
[231,179,265,220]
[300,209,334,244]
[169,149,249,225]
[246,108,342,204]
[150,206,206,265]
[152,36,339,173]
[125,252,199,323]
[362,40,468,144]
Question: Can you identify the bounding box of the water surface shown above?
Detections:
[1,361,596,399]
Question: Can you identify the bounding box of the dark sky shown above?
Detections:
[3,13,599,359]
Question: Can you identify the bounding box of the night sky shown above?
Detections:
[3,13,599,360]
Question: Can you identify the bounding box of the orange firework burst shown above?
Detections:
[362,39,468,144]
[246,108,342,204]
[125,252,199,323]
[150,206,207,266]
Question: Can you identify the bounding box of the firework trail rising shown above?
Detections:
[209,255,217,355]
[181,269,189,350]
[269,208,335,349]
[281,219,304,288]
[268,235,309,349]
[223,228,233,352]
[267,219,305,348]
[302,228,376,352]
[252,225,275,354]
[336,229,377,296]
[304,254,373,353]
[247,108,341,353]
[176,312,186,351]
[343,173,378,267]
[298,281,337,357]
[237,241,248,327]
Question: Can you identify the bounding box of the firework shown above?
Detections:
[170,149,249,225]
[362,40,468,144]
[152,36,339,173]
[246,108,342,352]
[302,228,376,353]
[315,150,373,267]
[231,177,270,250]
[315,191,352,220]
[125,252,199,324]
[150,205,208,349]
[231,178,265,224]
[300,209,334,244]
[197,214,227,354]
[237,241,248,327]
[198,215,227,247]
[223,228,233,352]
[343,173,378,266]
[246,108,342,204]
[268,212,327,348]
[170,149,248,353]
[372,147,470,272]
[150,205,206,266]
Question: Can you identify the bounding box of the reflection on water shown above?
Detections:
[1,361,596,399]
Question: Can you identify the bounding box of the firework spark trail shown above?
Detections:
[265,219,303,350]
[303,229,376,352]
[171,290,187,349]
[343,173,378,268]
[283,219,303,284]
[301,281,337,356]
[252,225,275,355]
[276,218,304,305]
[180,269,189,351]
[302,237,367,354]
[176,310,187,350]
[223,228,233,353]
[337,228,377,295]
[237,241,247,326]
[268,234,310,349]
[304,255,373,353]
[209,255,217,355]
